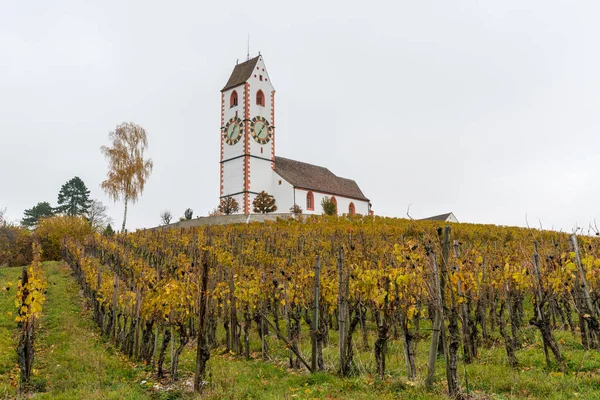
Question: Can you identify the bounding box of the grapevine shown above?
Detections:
[59,216,600,397]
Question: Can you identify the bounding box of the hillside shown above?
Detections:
[3,216,600,399]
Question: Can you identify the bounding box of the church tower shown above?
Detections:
[220,55,275,214]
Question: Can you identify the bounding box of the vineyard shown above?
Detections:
[60,216,600,399]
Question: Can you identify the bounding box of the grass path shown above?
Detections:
[1,262,151,399]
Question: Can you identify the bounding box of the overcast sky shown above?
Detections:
[1,1,599,232]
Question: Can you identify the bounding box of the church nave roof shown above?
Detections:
[274,156,369,202]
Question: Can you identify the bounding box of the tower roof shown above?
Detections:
[222,56,261,92]
[274,156,369,202]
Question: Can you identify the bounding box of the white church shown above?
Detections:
[219,55,372,215]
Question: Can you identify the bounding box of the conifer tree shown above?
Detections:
[22,202,54,228]
[103,223,114,236]
[321,197,337,215]
[252,191,277,214]
[55,176,91,216]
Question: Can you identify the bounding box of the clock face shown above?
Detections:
[224,117,243,145]
[250,116,273,144]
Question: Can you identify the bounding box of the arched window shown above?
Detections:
[256,90,265,106]
[230,90,238,107]
[331,196,337,214]
[306,191,314,211]
[349,202,355,216]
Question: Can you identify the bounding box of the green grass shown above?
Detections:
[0,265,21,398]
[2,263,600,399]
[176,313,600,399]
[0,262,150,399]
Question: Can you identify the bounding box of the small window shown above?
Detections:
[260,75,263,81]
[256,90,265,106]
[349,202,356,216]
[278,180,282,185]
[230,90,238,107]
[306,191,314,211]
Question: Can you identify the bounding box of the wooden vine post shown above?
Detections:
[152,257,160,368]
[96,268,102,327]
[454,240,473,363]
[261,267,268,361]
[111,274,118,342]
[569,234,599,348]
[16,266,33,392]
[194,248,211,393]
[478,257,489,342]
[531,242,565,371]
[283,268,293,367]
[441,226,461,399]
[425,247,442,390]
[229,264,240,354]
[570,235,598,319]
[337,247,347,374]
[375,276,390,378]
[499,282,518,368]
[311,255,321,372]
[260,311,313,372]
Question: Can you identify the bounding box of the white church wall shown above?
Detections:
[294,188,316,214]
[247,56,275,126]
[271,172,295,211]
[334,196,369,215]
[249,158,274,195]
[222,86,244,163]
[221,157,244,197]
[246,56,276,196]
[221,84,244,199]
[222,133,243,161]
[294,188,369,215]
[356,200,370,215]
[446,213,459,223]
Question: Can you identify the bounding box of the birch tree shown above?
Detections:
[100,122,153,232]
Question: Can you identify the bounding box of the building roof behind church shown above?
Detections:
[274,156,369,202]
[420,212,457,222]
[221,56,260,92]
